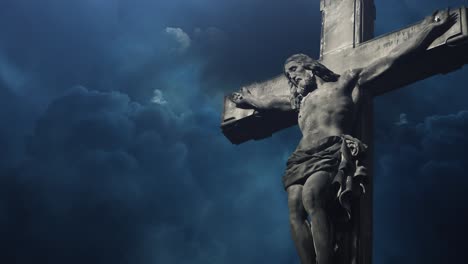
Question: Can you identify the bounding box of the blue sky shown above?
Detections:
[1,0,468,263]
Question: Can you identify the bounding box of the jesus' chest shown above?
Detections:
[298,86,356,128]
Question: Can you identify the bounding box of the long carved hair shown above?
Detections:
[284,54,340,110]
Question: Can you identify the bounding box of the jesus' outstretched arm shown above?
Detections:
[357,9,458,85]
[229,87,292,111]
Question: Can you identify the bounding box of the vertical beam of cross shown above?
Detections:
[320,0,375,59]
[320,2,376,263]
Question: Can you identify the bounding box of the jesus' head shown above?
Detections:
[284,53,339,110]
[284,54,339,87]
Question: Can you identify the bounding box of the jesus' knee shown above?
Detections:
[302,171,330,216]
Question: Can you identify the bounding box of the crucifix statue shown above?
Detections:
[221,1,468,264]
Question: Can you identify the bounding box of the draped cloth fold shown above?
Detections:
[283,135,368,220]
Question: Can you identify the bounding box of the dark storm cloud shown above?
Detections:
[374,111,468,263]
[0,87,299,263]
[0,0,321,102]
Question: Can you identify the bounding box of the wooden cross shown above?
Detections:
[221,1,468,263]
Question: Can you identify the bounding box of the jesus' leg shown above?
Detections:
[302,171,333,264]
[287,184,316,264]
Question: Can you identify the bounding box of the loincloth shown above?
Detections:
[283,135,368,220]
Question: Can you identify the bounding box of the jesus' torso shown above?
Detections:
[297,71,361,150]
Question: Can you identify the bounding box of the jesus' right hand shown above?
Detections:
[229,88,256,109]
[229,92,252,109]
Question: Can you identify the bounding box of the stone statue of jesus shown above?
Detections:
[230,10,456,264]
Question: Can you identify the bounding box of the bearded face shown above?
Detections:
[284,60,317,96]
[284,54,339,110]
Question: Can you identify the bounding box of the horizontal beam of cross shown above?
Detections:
[221,7,468,145]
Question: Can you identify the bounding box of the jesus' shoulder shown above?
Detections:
[338,58,395,104]
[334,69,363,104]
